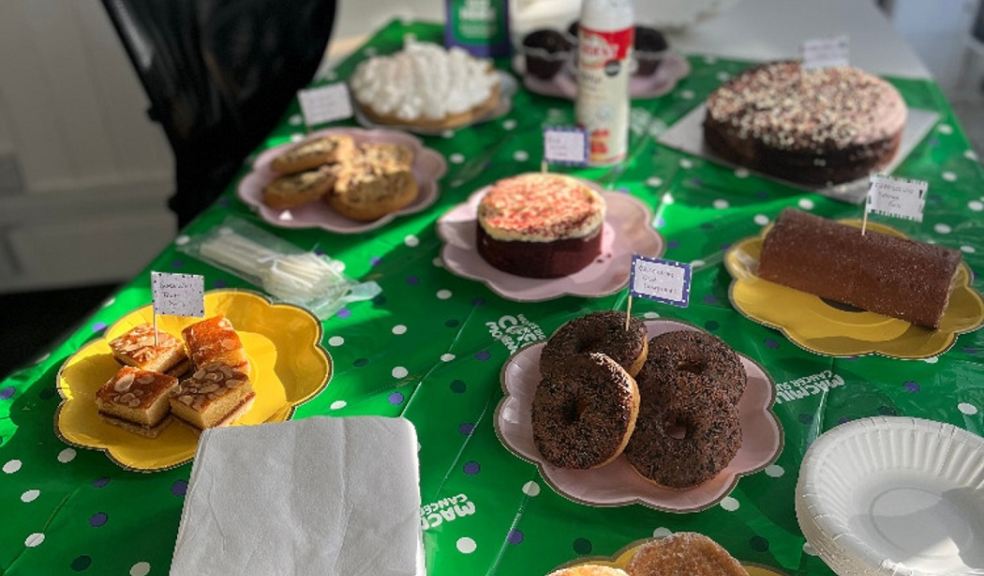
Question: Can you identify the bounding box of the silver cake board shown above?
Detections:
[657,104,939,204]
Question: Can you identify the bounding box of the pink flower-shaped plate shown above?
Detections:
[437,186,664,302]
[512,52,691,100]
[495,319,784,513]
[238,128,447,234]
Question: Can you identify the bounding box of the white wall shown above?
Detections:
[886,0,980,90]
[0,0,175,293]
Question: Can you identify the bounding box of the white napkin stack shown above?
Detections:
[169,417,424,576]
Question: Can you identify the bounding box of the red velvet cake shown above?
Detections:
[477,173,606,278]
[704,61,907,185]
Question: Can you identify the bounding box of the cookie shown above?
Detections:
[270,134,356,175]
[328,164,417,221]
[262,167,336,210]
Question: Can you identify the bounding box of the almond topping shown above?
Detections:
[221,338,239,351]
[114,374,135,392]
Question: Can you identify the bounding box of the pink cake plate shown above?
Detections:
[237,128,447,234]
[512,52,691,100]
[437,186,664,302]
[495,319,784,513]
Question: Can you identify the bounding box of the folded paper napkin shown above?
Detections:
[169,417,424,576]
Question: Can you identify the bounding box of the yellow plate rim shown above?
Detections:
[53,288,332,473]
[724,220,984,360]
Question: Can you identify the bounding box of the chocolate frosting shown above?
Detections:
[532,353,637,469]
[706,61,906,153]
[540,312,648,377]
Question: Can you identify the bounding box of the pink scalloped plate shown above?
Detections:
[437,186,664,302]
[237,128,447,234]
[512,52,691,100]
[495,319,784,513]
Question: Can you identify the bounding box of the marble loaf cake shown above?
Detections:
[757,209,961,329]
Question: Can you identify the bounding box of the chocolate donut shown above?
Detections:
[540,312,649,378]
[645,330,746,404]
[532,353,640,469]
[625,368,741,488]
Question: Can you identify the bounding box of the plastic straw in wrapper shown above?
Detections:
[177,216,380,319]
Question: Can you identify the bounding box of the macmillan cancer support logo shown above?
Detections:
[775,370,845,404]
[420,493,476,530]
[486,314,546,353]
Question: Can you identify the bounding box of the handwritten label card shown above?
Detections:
[543,127,589,165]
[629,255,692,307]
[298,83,353,126]
[801,35,850,70]
[866,174,927,222]
[151,272,205,318]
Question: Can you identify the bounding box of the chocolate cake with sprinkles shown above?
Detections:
[704,61,907,185]
[477,173,606,278]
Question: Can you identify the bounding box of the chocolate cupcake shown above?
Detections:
[567,21,579,44]
[522,29,572,80]
[634,26,669,77]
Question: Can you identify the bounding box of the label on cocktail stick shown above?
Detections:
[543,127,589,165]
[151,272,205,318]
[801,35,850,70]
[298,83,353,126]
[629,255,691,307]
[866,174,927,223]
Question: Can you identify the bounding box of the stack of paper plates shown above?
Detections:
[796,417,984,576]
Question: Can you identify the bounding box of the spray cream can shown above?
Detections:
[575,0,634,166]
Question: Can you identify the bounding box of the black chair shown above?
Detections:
[102,0,337,227]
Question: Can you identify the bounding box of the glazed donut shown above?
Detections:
[625,364,741,488]
[625,533,747,576]
[540,312,649,378]
[644,330,746,405]
[532,353,640,469]
[549,566,628,576]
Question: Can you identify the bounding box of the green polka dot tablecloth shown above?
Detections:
[2,20,982,576]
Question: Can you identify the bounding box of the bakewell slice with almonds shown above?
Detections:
[170,362,255,430]
[95,366,179,438]
[109,324,187,374]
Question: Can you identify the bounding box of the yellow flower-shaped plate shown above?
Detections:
[559,538,787,575]
[725,220,984,359]
[56,290,331,472]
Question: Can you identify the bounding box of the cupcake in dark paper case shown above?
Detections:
[521,29,573,80]
[567,20,579,43]
[634,25,669,77]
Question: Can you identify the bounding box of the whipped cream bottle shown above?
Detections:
[575,0,634,166]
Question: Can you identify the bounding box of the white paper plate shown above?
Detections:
[796,417,984,576]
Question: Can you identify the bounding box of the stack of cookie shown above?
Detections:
[262,134,418,221]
